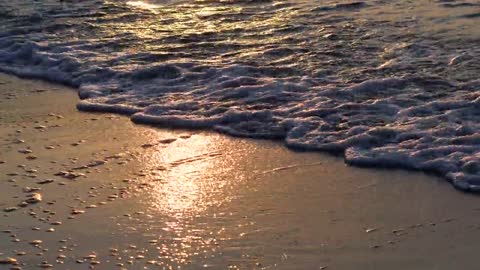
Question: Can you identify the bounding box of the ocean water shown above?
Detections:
[0,0,479,190]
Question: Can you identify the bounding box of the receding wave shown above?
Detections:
[0,0,479,191]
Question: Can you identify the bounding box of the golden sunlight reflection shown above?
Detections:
[140,133,243,218]
[129,132,251,266]
[126,1,161,10]
[101,1,296,57]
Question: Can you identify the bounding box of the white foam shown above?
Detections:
[0,0,479,191]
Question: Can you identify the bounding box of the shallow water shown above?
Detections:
[0,0,479,189]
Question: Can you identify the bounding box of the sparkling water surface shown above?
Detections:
[0,0,479,190]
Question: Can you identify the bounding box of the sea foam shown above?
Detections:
[0,0,479,190]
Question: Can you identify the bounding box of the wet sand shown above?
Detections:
[1,72,480,269]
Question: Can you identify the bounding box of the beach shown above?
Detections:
[2,73,480,269]
[2,0,480,190]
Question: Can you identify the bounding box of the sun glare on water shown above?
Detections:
[126,1,161,10]
[136,132,247,219]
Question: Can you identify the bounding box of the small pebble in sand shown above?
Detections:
[159,138,176,144]
[50,221,62,226]
[73,160,106,170]
[23,187,41,193]
[29,240,43,246]
[54,171,85,179]
[84,254,97,260]
[26,193,42,204]
[17,202,29,208]
[46,228,55,232]
[18,149,32,154]
[392,228,405,234]
[71,140,86,146]
[26,155,37,160]
[38,262,53,268]
[71,210,85,215]
[36,179,54,185]
[0,257,17,264]
[13,139,25,144]
[141,143,156,148]
[4,207,18,212]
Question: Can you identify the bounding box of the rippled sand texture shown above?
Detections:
[0,0,479,189]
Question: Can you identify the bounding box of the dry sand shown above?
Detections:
[1,72,480,269]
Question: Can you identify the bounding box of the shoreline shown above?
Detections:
[1,72,480,269]
[4,70,466,193]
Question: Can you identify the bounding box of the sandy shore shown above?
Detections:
[1,72,480,269]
